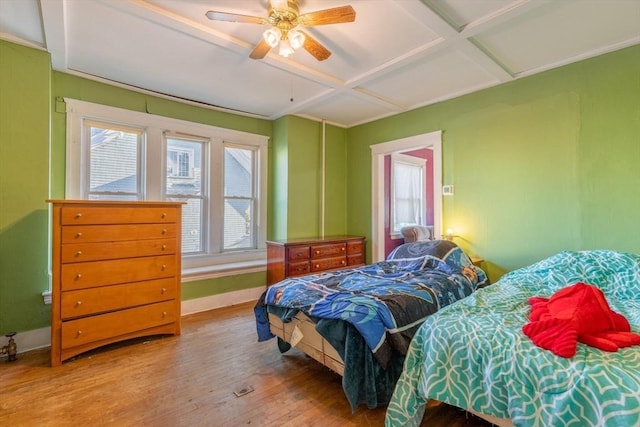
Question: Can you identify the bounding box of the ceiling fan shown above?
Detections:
[205,0,356,61]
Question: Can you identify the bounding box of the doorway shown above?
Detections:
[370,131,442,262]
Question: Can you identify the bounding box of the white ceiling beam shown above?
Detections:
[40,0,67,70]
[459,0,554,38]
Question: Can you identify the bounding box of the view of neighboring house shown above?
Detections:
[90,127,254,252]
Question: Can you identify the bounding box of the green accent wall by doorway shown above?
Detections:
[347,44,640,282]
[1,38,638,338]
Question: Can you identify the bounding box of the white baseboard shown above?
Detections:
[181,286,265,315]
[10,286,266,355]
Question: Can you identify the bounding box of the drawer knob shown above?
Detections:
[161,245,167,250]
[315,264,320,268]
[75,273,82,280]
[76,301,82,306]
[75,213,82,219]
[161,229,167,235]
[315,250,320,255]
[75,232,82,238]
[341,260,346,265]
[162,311,168,318]
[161,212,167,219]
[161,287,167,294]
[161,265,166,270]
[75,251,82,257]
[341,247,345,252]
[76,330,82,336]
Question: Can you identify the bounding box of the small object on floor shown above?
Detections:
[233,385,254,397]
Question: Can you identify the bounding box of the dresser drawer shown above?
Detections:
[61,278,177,319]
[287,261,310,277]
[61,206,178,225]
[61,224,177,244]
[347,254,364,265]
[287,245,310,261]
[61,300,177,349]
[61,254,177,291]
[310,243,346,259]
[61,238,176,263]
[347,240,363,255]
[311,256,346,272]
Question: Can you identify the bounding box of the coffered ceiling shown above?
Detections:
[1,0,638,127]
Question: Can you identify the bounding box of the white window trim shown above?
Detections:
[370,131,442,262]
[64,98,269,278]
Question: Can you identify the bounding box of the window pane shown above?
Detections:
[167,138,202,196]
[224,146,256,250]
[393,161,424,231]
[225,147,253,197]
[224,198,253,249]
[166,137,205,255]
[89,125,140,197]
[169,197,203,254]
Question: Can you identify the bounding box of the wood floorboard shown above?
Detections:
[1,301,493,426]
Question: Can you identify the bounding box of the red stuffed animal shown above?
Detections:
[522,282,640,358]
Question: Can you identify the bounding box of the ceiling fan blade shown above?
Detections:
[297,5,356,26]
[300,31,331,61]
[205,10,267,24]
[249,39,272,60]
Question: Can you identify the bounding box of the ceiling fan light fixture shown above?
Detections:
[263,27,281,48]
[206,0,356,61]
[288,29,305,50]
[278,38,294,58]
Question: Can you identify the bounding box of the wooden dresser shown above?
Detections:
[47,200,183,366]
[266,236,365,285]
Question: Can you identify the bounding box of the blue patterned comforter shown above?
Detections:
[256,240,487,369]
[386,250,640,427]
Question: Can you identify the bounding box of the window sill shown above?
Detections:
[182,259,266,282]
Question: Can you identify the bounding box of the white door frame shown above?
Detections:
[370,131,442,262]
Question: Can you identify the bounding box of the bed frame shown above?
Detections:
[268,313,513,426]
[268,312,344,375]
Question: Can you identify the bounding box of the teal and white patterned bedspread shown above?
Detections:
[386,250,640,427]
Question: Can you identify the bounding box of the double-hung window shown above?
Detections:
[165,134,206,255]
[65,99,268,278]
[390,153,426,235]
[223,145,257,251]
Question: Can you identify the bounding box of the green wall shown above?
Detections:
[270,115,348,240]
[2,36,639,336]
[50,72,275,302]
[347,44,640,282]
[270,117,289,240]
[0,41,51,334]
[0,38,346,335]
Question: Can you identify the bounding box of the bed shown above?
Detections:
[386,250,640,427]
[254,239,487,411]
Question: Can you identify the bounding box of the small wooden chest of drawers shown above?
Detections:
[266,236,365,285]
[47,200,183,366]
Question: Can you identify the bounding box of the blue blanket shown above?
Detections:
[255,240,487,409]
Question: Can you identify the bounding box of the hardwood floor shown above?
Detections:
[1,301,493,426]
